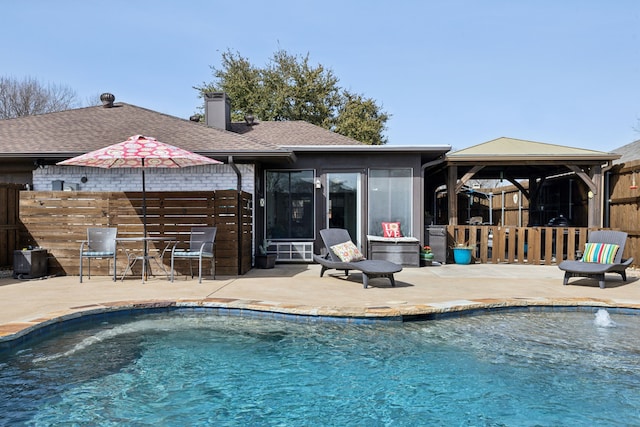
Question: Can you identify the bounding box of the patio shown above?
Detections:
[2,263,640,344]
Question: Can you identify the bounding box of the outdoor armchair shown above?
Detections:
[170,227,217,283]
[80,227,118,283]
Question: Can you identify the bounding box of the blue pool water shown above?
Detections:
[1,309,639,426]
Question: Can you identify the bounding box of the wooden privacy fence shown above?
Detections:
[609,160,640,270]
[446,225,596,265]
[19,190,252,277]
[0,184,22,267]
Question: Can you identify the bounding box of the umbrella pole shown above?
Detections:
[142,167,147,240]
[142,163,148,282]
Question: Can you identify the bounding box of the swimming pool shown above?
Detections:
[1,308,639,425]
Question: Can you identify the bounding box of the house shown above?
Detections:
[0,93,450,265]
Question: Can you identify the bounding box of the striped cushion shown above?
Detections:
[83,251,114,257]
[174,251,213,258]
[581,243,619,264]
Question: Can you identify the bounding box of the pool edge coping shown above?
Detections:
[2,296,640,346]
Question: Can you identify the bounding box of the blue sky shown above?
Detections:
[3,0,639,151]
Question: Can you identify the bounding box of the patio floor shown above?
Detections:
[2,263,640,342]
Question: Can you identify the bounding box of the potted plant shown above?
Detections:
[255,239,277,269]
[451,242,474,265]
[420,245,434,266]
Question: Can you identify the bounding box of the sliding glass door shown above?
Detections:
[327,172,361,246]
[265,170,314,239]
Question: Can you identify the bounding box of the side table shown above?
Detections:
[13,248,48,279]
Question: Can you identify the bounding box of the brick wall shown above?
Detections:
[32,164,255,194]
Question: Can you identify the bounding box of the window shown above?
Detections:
[265,170,315,239]
[368,169,412,236]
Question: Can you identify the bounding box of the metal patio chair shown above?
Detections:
[80,227,118,283]
[170,227,217,283]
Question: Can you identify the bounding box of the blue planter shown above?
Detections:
[453,247,473,264]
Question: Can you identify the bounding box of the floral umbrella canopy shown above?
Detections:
[57,135,222,239]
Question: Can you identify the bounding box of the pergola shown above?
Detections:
[441,137,620,228]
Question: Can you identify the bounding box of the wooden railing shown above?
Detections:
[446,225,592,265]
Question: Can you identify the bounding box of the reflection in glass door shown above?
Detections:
[327,173,361,246]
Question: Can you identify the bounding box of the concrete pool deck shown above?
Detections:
[1,263,640,342]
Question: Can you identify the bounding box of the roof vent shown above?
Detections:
[244,114,255,126]
[100,93,115,108]
[189,114,201,122]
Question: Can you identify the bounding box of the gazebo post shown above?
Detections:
[588,164,602,228]
[447,165,458,225]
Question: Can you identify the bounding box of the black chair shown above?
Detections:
[313,228,402,288]
[558,230,633,289]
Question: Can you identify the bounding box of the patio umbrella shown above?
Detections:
[57,134,222,244]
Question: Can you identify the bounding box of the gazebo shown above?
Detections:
[440,137,620,228]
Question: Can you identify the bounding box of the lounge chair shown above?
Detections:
[313,228,402,288]
[558,230,634,289]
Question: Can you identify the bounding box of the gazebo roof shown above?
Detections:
[447,137,619,163]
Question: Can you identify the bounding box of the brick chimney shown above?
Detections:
[204,92,231,130]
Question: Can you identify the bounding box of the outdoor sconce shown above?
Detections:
[315,178,322,189]
[631,171,638,190]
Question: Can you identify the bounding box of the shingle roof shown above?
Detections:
[613,139,640,165]
[0,103,286,157]
[230,120,365,146]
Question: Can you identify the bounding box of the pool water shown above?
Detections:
[1,309,639,426]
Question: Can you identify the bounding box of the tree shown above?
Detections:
[334,91,389,145]
[196,49,389,145]
[0,76,79,119]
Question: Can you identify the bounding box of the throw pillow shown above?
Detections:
[382,222,402,238]
[330,241,365,262]
[581,242,619,264]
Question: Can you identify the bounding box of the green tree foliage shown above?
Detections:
[335,91,389,145]
[196,49,389,145]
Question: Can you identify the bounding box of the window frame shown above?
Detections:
[367,167,414,237]
[264,169,316,241]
